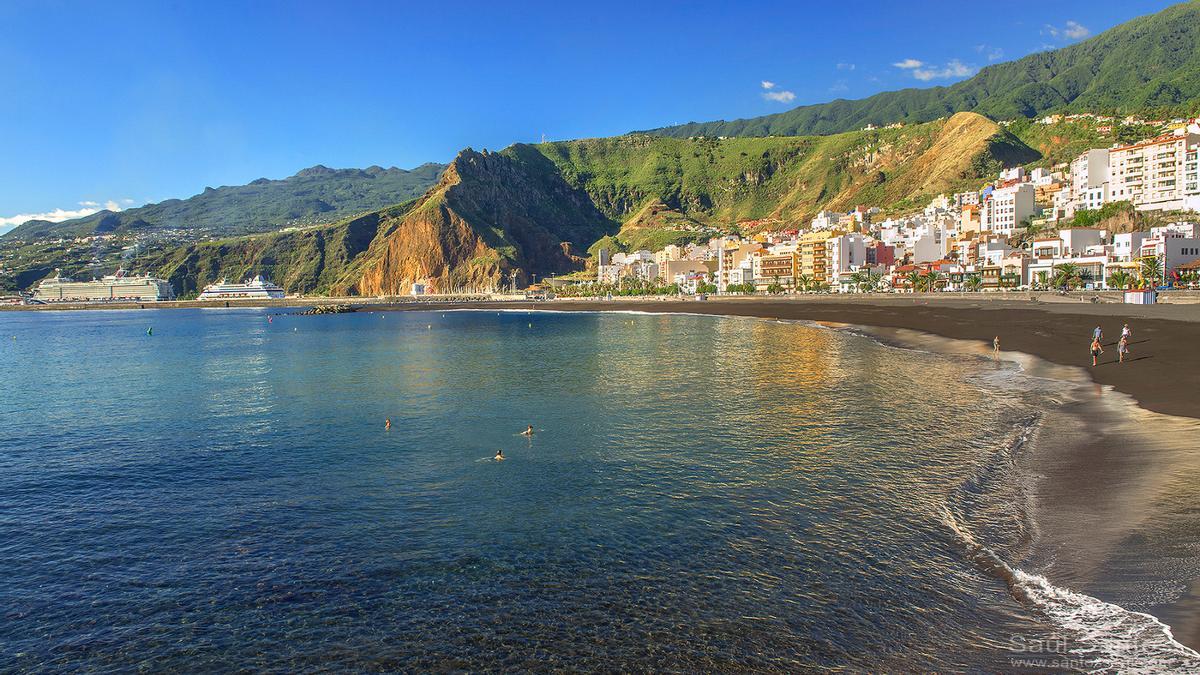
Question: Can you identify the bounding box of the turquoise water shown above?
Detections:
[0,308,1111,670]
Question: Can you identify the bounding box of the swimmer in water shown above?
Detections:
[521,425,534,436]
[495,449,505,461]
[385,417,391,430]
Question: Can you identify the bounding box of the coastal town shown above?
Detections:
[580,118,1200,298]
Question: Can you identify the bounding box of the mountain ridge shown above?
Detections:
[640,2,1200,139]
[2,163,447,242]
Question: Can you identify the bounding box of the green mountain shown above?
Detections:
[642,2,1200,139]
[131,112,1036,296]
[2,163,445,242]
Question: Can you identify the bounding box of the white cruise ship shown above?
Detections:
[32,269,175,303]
[198,275,286,300]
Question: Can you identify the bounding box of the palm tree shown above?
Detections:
[867,270,884,293]
[964,273,983,292]
[849,270,866,293]
[1140,256,1164,288]
[1053,262,1083,290]
[905,270,923,292]
[1106,270,1132,291]
[795,273,813,292]
[922,271,942,292]
[1034,270,1050,291]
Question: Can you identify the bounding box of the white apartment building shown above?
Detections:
[825,233,867,282]
[1059,228,1105,255]
[1070,149,1111,214]
[1186,143,1199,212]
[1109,133,1199,211]
[982,183,1036,234]
[1112,232,1150,262]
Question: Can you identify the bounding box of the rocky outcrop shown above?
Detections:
[341,148,612,295]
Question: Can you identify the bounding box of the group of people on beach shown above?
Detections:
[992,322,1135,367]
[1089,323,1133,366]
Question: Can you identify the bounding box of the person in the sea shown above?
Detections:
[521,425,534,436]
[1090,336,1104,366]
[495,449,505,461]
[1118,335,1130,363]
[385,417,391,431]
[992,336,1000,360]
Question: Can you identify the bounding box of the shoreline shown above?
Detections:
[404,301,1200,659]
[377,296,1200,421]
[7,294,1197,419]
[9,296,1200,663]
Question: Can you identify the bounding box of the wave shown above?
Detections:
[942,417,1200,673]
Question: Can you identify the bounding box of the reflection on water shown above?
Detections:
[0,308,1194,671]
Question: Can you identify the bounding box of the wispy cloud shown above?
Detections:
[0,199,126,234]
[1044,20,1090,41]
[760,80,795,103]
[836,62,856,71]
[897,59,979,82]
[829,80,849,93]
[893,58,924,69]
[975,44,1005,61]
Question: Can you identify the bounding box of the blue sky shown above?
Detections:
[0,0,1176,233]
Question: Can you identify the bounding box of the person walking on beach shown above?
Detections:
[1121,323,1132,341]
[1090,336,1104,366]
[992,336,1000,361]
[1118,336,1130,363]
[1092,325,1103,343]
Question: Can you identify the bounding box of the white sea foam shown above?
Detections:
[943,505,1200,672]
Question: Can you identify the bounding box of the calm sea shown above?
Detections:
[0,308,1195,671]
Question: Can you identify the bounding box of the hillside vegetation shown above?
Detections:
[2,163,445,242]
[643,2,1200,139]
[129,113,1036,296]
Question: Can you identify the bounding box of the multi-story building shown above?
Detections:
[1070,149,1110,214]
[1112,232,1150,262]
[716,243,761,291]
[753,252,798,291]
[826,233,867,282]
[1186,143,1199,212]
[1109,133,1199,211]
[1059,228,1105,256]
[982,183,1035,234]
[798,231,838,284]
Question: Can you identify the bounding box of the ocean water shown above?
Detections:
[0,308,1195,671]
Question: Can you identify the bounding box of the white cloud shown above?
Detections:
[763,90,796,103]
[829,80,849,93]
[836,62,856,71]
[911,59,976,81]
[761,80,776,90]
[0,199,124,234]
[976,44,1005,61]
[893,58,924,69]
[1044,20,1090,41]
[1064,20,1090,39]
